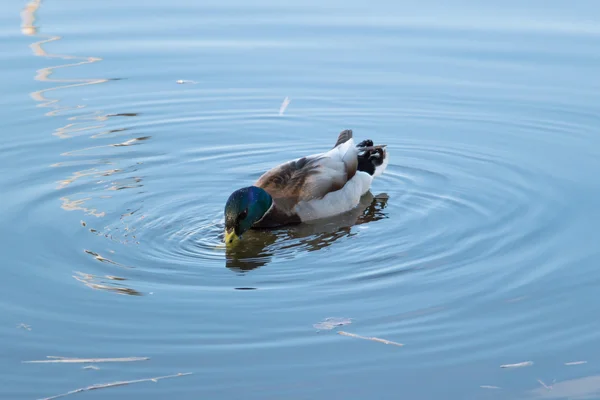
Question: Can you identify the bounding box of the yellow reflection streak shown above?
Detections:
[22,1,145,296]
[60,197,105,218]
[21,0,109,136]
[21,0,112,218]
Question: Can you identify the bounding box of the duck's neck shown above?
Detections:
[252,196,301,228]
[254,193,274,225]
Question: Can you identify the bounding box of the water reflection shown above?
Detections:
[225,192,389,272]
[21,0,109,121]
[73,271,142,296]
[21,0,142,228]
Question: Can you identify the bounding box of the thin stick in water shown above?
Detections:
[565,361,587,366]
[24,356,149,364]
[39,372,192,400]
[338,331,403,347]
[500,361,533,368]
[279,97,290,115]
[537,379,552,390]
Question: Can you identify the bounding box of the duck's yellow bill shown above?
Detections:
[224,229,239,245]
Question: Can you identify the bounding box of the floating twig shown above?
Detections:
[38,372,192,400]
[338,331,403,347]
[500,361,533,368]
[313,317,352,331]
[537,379,552,390]
[23,356,149,364]
[279,97,290,115]
[565,361,587,366]
[506,296,527,303]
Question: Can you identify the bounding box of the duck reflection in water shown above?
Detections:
[225,192,389,272]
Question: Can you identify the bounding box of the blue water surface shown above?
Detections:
[1,1,600,399]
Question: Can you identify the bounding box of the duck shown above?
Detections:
[223,129,389,244]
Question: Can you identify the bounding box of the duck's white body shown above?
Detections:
[293,138,387,221]
[254,130,389,226]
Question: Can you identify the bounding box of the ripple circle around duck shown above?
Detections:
[92,123,566,307]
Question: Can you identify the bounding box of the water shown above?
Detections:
[2,1,600,399]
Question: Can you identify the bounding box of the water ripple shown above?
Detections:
[6,2,600,398]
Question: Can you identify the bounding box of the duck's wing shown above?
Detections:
[255,130,359,213]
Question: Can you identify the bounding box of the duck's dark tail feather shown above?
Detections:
[357,141,388,177]
[334,129,353,147]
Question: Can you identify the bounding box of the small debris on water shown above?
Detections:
[338,331,403,347]
[17,323,31,331]
[480,385,500,390]
[500,361,533,368]
[38,372,192,399]
[565,361,587,366]
[537,379,553,390]
[176,80,197,84]
[506,296,528,303]
[313,317,352,330]
[23,356,149,364]
[83,365,99,370]
[279,96,290,115]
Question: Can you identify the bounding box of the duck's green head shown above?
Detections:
[224,186,272,244]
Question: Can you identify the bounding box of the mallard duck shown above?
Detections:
[224,129,389,244]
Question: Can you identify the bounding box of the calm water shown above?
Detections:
[2,1,600,399]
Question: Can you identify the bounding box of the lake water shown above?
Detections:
[2,1,600,399]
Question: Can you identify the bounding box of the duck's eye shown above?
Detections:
[239,208,248,220]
